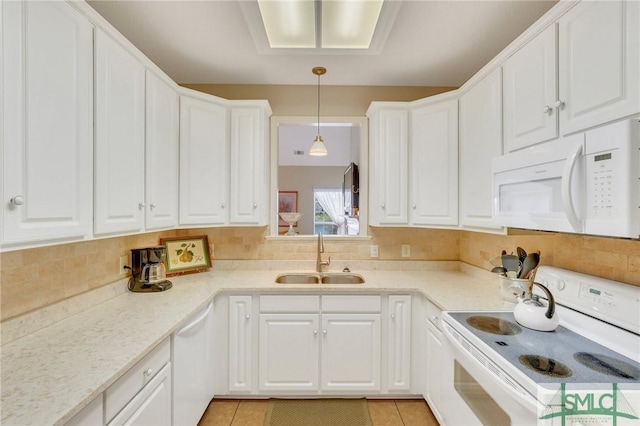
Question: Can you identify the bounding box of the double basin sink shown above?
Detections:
[275,272,365,285]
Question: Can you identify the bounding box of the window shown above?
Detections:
[313,188,341,235]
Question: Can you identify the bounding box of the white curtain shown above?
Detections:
[315,190,346,233]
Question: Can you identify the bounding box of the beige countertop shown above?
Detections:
[0,261,514,426]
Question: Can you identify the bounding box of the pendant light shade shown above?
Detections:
[310,66,328,157]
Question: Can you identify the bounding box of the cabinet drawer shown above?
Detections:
[322,295,381,313]
[105,337,170,422]
[260,295,320,313]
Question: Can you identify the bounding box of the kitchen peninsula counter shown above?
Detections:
[0,261,513,425]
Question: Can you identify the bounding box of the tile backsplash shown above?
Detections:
[1,227,638,321]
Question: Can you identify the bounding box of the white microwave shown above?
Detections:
[492,119,640,238]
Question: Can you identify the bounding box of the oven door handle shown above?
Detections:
[441,319,541,413]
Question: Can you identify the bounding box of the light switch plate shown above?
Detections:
[401,244,411,258]
[370,245,379,258]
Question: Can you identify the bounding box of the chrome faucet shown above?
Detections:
[316,233,331,272]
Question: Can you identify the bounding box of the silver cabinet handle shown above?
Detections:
[149,203,156,210]
[381,203,385,209]
[245,314,250,319]
[253,203,258,208]
[554,100,565,109]
[143,367,153,377]
[10,196,25,206]
[543,105,552,114]
[221,202,226,209]
[411,204,417,209]
[313,330,318,335]
[322,329,327,335]
[139,202,145,209]
[391,314,396,320]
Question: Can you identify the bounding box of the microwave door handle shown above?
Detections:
[561,143,583,232]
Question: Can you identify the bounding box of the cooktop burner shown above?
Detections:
[574,352,640,380]
[519,354,572,378]
[466,315,522,335]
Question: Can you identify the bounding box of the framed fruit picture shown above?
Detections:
[160,235,212,276]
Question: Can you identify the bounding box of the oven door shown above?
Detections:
[440,318,540,426]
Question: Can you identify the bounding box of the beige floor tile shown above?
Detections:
[395,400,439,426]
[230,400,269,426]
[367,400,404,426]
[198,399,239,426]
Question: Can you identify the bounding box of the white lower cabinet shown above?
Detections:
[257,294,403,395]
[424,301,446,425]
[387,295,412,391]
[228,295,254,392]
[321,313,381,392]
[106,338,171,426]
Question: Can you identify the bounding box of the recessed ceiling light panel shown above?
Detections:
[258,0,316,48]
[322,0,384,49]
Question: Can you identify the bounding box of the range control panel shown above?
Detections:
[536,266,640,335]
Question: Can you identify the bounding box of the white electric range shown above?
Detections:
[440,266,640,425]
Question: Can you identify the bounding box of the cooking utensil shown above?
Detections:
[518,252,540,279]
[491,266,507,275]
[501,254,521,272]
[517,246,527,264]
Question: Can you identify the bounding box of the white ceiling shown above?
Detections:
[87,0,557,87]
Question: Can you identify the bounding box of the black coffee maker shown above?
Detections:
[127,246,172,292]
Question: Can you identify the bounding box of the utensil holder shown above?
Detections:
[499,276,533,303]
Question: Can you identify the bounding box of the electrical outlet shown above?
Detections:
[401,244,411,258]
[119,255,128,275]
[370,245,379,258]
[209,244,214,258]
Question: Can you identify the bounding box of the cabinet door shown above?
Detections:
[369,109,408,225]
[503,24,558,151]
[410,100,458,226]
[94,29,145,235]
[229,107,268,224]
[426,322,445,423]
[108,363,171,426]
[259,314,320,392]
[65,395,103,426]
[459,68,503,230]
[173,301,214,426]
[228,295,253,392]
[559,1,640,135]
[179,96,228,225]
[321,314,381,392]
[145,71,178,230]
[387,295,412,391]
[2,1,93,244]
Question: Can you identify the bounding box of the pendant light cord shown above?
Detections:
[317,71,321,136]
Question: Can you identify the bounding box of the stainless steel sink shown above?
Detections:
[274,272,365,284]
[274,273,320,284]
[320,273,365,284]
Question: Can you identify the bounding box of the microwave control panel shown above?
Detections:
[584,118,639,238]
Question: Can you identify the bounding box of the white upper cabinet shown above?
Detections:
[179,94,229,225]
[409,98,458,226]
[558,0,639,135]
[2,1,93,245]
[145,71,179,231]
[229,105,271,225]
[503,24,558,152]
[459,67,503,230]
[504,1,640,153]
[367,106,409,225]
[94,29,146,235]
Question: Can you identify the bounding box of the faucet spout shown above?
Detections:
[316,233,330,272]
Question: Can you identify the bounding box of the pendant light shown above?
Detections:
[309,66,328,156]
